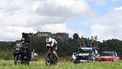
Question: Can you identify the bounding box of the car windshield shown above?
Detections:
[101,52,115,56]
[77,49,92,53]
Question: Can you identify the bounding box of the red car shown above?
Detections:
[96,51,120,61]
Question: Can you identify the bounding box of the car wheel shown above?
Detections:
[73,60,80,64]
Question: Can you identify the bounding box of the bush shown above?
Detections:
[0,50,13,60]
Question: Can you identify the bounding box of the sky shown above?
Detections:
[0,0,122,41]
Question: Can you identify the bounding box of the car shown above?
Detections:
[72,47,99,63]
[96,51,120,61]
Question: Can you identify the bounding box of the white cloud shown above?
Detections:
[36,0,89,16]
[88,7,122,41]
[36,23,73,33]
[0,0,89,41]
[88,0,107,5]
[0,26,35,41]
[114,7,122,11]
[88,0,118,5]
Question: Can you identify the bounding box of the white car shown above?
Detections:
[72,47,99,63]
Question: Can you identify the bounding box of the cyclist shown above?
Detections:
[46,37,58,60]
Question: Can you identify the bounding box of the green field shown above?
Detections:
[0,60,122,69]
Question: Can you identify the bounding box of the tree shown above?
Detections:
[73,33,79,40]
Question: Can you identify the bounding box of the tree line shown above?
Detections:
[0,33,122,59]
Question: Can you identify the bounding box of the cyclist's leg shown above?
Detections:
[53,51,58,59]
[46,46,52,63]
[53,45,58,59]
